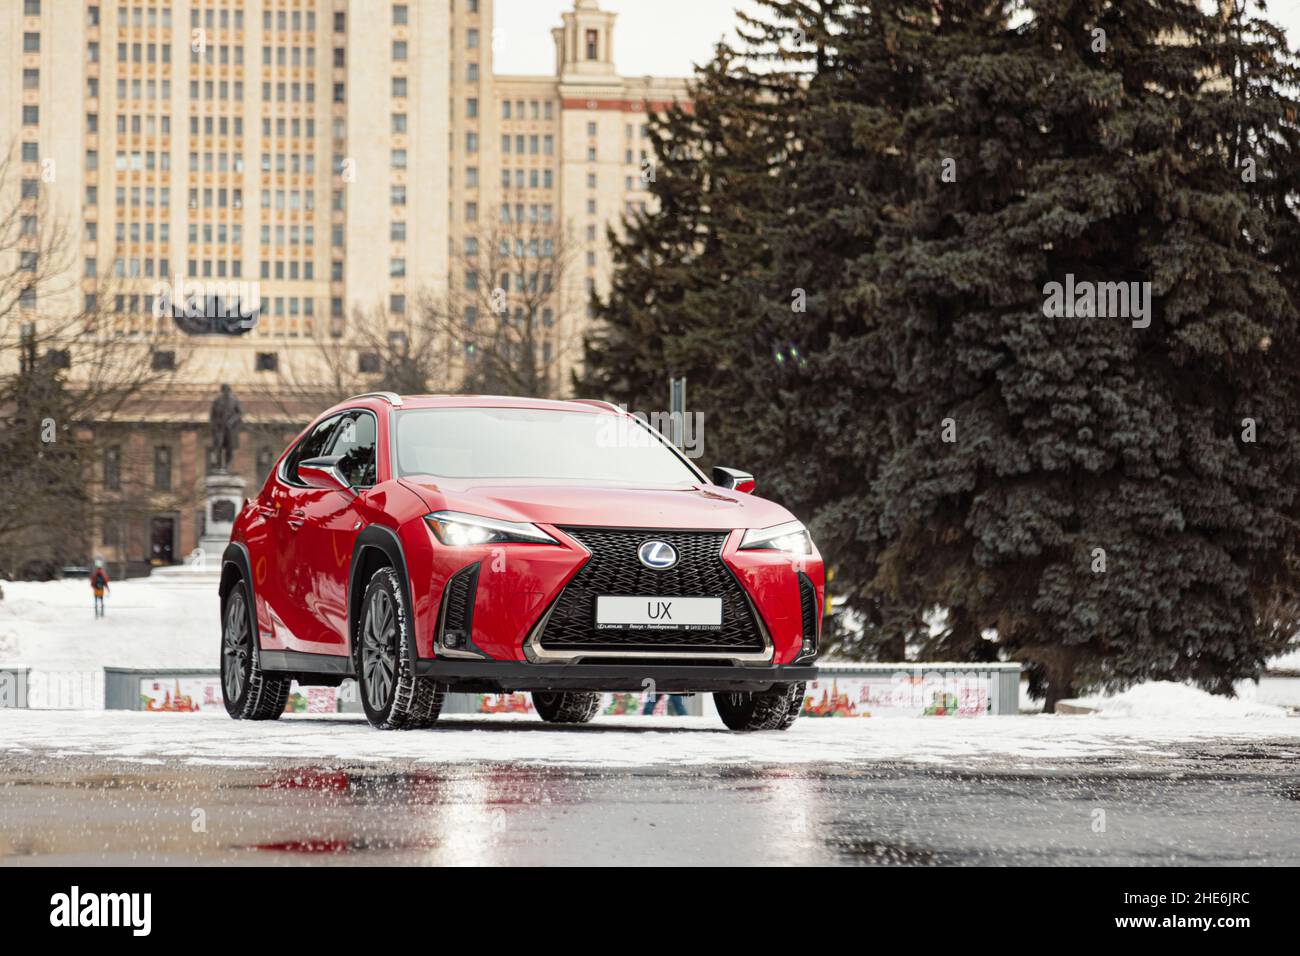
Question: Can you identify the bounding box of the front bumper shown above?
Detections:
[407,523,826,665]
[413,659,818,694]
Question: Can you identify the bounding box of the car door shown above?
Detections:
[291,409,379,653]
[269,414,343,654]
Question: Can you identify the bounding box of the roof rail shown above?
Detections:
[348,391,404,407]
[571,398,625,413]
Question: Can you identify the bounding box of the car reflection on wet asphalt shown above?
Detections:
[1,738,1298,865]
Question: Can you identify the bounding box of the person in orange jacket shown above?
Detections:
[90,559,110,618]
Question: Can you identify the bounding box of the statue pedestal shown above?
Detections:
[197,471,247,569]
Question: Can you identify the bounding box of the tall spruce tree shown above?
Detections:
[862,0,1300,706]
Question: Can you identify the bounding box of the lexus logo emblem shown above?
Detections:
[637,540,678,570]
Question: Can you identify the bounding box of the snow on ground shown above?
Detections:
[0,709,1295,768]
[0,575,218,670]
[1061,681,1290,719]
[1271,647,1300,672]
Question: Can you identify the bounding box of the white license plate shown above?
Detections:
[595,596,722,631]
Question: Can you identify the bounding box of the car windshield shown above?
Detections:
[395,407,700,485]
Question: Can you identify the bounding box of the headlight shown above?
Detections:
[740,520,812,555]
[425,511,558,546]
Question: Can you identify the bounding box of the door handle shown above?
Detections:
[286,509,306,530]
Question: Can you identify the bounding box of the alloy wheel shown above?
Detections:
[222,592,250,702]
[362,588,398,712]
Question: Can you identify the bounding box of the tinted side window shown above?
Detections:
[285,415,340,485]
[327,411,377,487]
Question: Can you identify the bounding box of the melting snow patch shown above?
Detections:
[1062,681,1289,719]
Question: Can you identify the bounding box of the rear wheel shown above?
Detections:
[221,579,290,720]
[357,567,445,730]
[532,691,602,724]
[714,683,803,731]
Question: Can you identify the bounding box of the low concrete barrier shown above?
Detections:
[105,668,223,712]
[24,662,1021,718]
[801,662,1021,717]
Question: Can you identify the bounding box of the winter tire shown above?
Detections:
[775,681,806,730]
[221,578,291,720]
[358,566,445,730]
[532,691,602,724]
[714,683,803,731]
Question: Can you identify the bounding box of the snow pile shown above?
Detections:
[1063,681,1287,719]
[1269,647,1300,672]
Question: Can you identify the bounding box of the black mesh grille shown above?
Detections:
[536,527,766,654]
[798,571,818,647]
[440,563,478,648]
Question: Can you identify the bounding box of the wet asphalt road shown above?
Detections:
[1,738,1297,865]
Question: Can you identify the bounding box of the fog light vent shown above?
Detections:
[438,562,480,653]
[797,571,819,661]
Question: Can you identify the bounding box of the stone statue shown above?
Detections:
[209,383,243,472]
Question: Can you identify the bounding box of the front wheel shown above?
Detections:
[221,579,290,720]
[532,691,601,724]
[357,567,445,730]
[714,683,804,731]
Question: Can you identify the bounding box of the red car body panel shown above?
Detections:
[230,394,823,675]
[397,477,796,531]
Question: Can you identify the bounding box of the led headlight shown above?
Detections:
[739,520,813,555]
[425,511,558,546]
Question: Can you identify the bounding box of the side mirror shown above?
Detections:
[298,455,353,494]
[712,466,756,494]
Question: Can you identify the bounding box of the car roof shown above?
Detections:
[324,393,624,415]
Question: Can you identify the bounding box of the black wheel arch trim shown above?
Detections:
[219,541,261,664]
[220,540,253,599]
[348,524,418,668]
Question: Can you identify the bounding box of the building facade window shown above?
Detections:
[154,447,172,491]
[104,447,121,491]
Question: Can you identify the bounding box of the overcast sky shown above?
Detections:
[494,0,1300,79]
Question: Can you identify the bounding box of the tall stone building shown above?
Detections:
[0,0,689,569]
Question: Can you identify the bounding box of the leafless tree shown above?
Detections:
[0,142,192,576]
[426,217,584,399]
[257,217,583,417]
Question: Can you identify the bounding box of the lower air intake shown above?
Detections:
[439,562,479,650]
[797,571,819,657]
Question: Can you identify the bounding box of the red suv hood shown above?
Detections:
[397,477,797,531]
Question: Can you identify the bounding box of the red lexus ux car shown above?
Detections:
[219,393,822,731]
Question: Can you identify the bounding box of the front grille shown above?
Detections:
[535,527,766,655]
